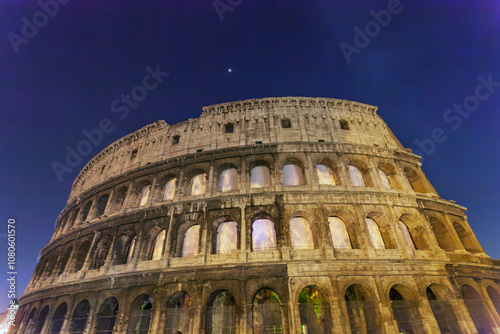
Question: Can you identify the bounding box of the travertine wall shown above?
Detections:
[16,97,500,334]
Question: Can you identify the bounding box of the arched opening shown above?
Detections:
[126,294,153,334]
[329,217,352,249]
[345,285,378,334]
[113,186,128,211]
[426,286,461,333]
[487,286,500,316]
[430,218,456,251]
[283,164,304,186]
[96,297,119,334]
[138,185,151,207]
[299,286,332,334]
[90,237,111,270]
[165,292,191,333]
[114,234,137,265]
[250,166,271,188]
[33,305,49,334]
[366,218,385,249]
[348,165,365,187]
[252,219,277,251]
[150,230,165,261]
[163,178,177,201]
[389,287,425,334]
[316,164,336,186]
[462,285,493,333]
[181,225,200,257]
[399,220,416,250]
[93,194,109,218]
[49,303,67,334]
[78,201,92,224]
[69,300,90,334]
[25,307,37,332]
[57,246,73,275]
[378,169,391,189]
[72,241,90,272]
[379,163,401,190]
[220,168,238,192]
[289,217,314,250]
[205,290,236,334]
[67,208,80,230]
[252,289,283,333]
[453,222,478,253]
[404,167,427,193]
[190,174,206,196]
[216,221,238,254]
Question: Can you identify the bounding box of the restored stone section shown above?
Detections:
[18,97,500,333]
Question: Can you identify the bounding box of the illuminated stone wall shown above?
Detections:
[16,97,500,334]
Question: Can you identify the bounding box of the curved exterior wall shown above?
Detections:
[16,97,500,334]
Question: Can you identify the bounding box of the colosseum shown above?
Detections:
[15,97,500,334]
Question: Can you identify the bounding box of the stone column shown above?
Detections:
[164,208,175,267]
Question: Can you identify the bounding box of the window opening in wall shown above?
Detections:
[378,169,391,189]
[220,168,238,192]
[281,118,291,128]
[348,165,365,187]
[255,141,262,144]
[190,174,206,196]
[163,178,176,201]
[366,218,385,249]
[225,122,234,133]
[340,120,349,130]
[151,230,165,261]
[130,149,138,160]
[252,219,277,251]
[316,164,336,186]
[318,139,325,142]
[139,185,150,207]
[283,164,304,186]
[182,225,200,257]
[100,165,106,174]
[172,135,180,145]
[289,217,314,250]
[196,149,203,153]
[329,217,352,249]
[216,221,237,254]
[250,166,271,188]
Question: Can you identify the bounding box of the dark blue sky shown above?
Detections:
[1,0,500,310]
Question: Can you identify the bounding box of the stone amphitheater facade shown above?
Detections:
[16,97,500,334]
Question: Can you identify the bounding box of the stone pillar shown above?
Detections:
[164,209,175,267]
[102,232,118,275]
[86,294,101,334]
[102,188,115,217]
[60,296,77,334]
[418,298,442,333]
[81,232,101,276]
[121,180,135,214]
[239,205,247,262]
[130,223,144,269]
[442,214,467,252]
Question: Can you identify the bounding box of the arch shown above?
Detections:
[220,168,239,192]
[378,162,401,190]
[90,237,111,270]
[138,184,151,207]
[487,286,500,317]
[404,167,427,193]
[289,217,314,250]
[165,292,191,334]
[328,216,352,249]
[69,299,90,334]
[150,229,165,261]
[398,220,416,250]
[216,221,238,254]
[113,186,128,211]
[33,305,49,334]
[67,207,80,230]
[49,302,67,334]
[250,165,271,188]
[96,297,119,334]
[365,218,385,249]
[127,294,153,334]
[252,218,277,251]
[316,163,336,186]
[430,217,456,251]
[378,169,391,189]
[398,214,431,250]
[93,194,109,218]
[348,165,364,187]
[283,164,304,186]
[182,225,200,257]
[389,286,425,334]
[252,289,283,334]
[25,307,37,332]
[163,177,177,201]
[72,241,90,272]
[78,201,92,224]
[57,246,73,275]
[190,173,206,196]
[462,284,493,333]
[345,285,378,334]
[114,233,137,265]
[298,286,332,334]
[426,285,461,333]
[205,290,236,334]
[453,221,478,253]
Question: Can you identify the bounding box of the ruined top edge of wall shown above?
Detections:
[200,96,379,117]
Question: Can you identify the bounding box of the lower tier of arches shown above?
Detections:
[15,265,500,334]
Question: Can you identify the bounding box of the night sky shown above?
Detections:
[1,0,500,310]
